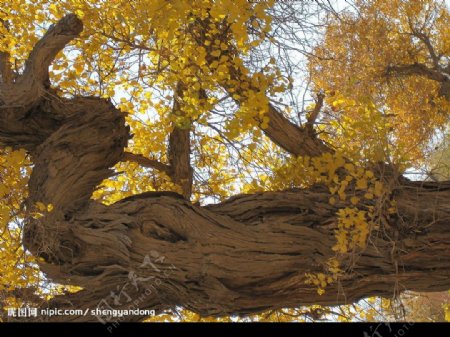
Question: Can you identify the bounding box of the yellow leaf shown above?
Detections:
[356,178,367,190]
[364,193,373,200]
[74,63,84,75]
[36,202,46,212]
[374,181,383,196]
[211,50,221,58]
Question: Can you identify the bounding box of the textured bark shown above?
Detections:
[122,151,172,175]
[0,51,13,84]
[167,82,194,199]
[1,15,450,322]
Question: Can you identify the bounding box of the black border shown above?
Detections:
[1,322,448,337]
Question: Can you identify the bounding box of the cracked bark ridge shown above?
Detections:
[0,15,450,322]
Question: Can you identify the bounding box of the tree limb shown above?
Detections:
[0,51,13,84]
[22,14,83,86]
[1,14,450,323]
[0,14,83,116]
[306,91,325,133]
[167,82,194,199]
[413,31,441,69]
[188,18,331,158]
[386,63,448,82]
[123,152,172,175]
[386,62,450,100]
[226,65,331,157]
[264,103,331,156]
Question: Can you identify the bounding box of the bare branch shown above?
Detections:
[123,151,172,175]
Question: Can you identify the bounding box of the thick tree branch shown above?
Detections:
[263,103,331,156]
[0,14,82,115]
[17,182,450,321]
[1,15,450,323]
[0,52,13,84]
[22,14,83,85]
[189,18,331,158]
[386,62,448,82]
[168,82,194,199]
[26,97,129,215]
[123,151,172,175]
[306,91,325,133]
[386,62,450,100]
[217,54,331,156]
[413,31,441,69]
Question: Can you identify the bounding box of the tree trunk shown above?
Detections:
[1,15,449,322]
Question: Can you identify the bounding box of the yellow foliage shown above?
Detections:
[0,149,42,302]
[445,303,450,322]
[0,0,448,323]
[309,0,450,165]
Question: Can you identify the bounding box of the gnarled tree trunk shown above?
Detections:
[1,15,449,322]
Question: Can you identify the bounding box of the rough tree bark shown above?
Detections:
[1,15,449,322]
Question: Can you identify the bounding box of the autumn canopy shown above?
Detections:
[0,0,449,322]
